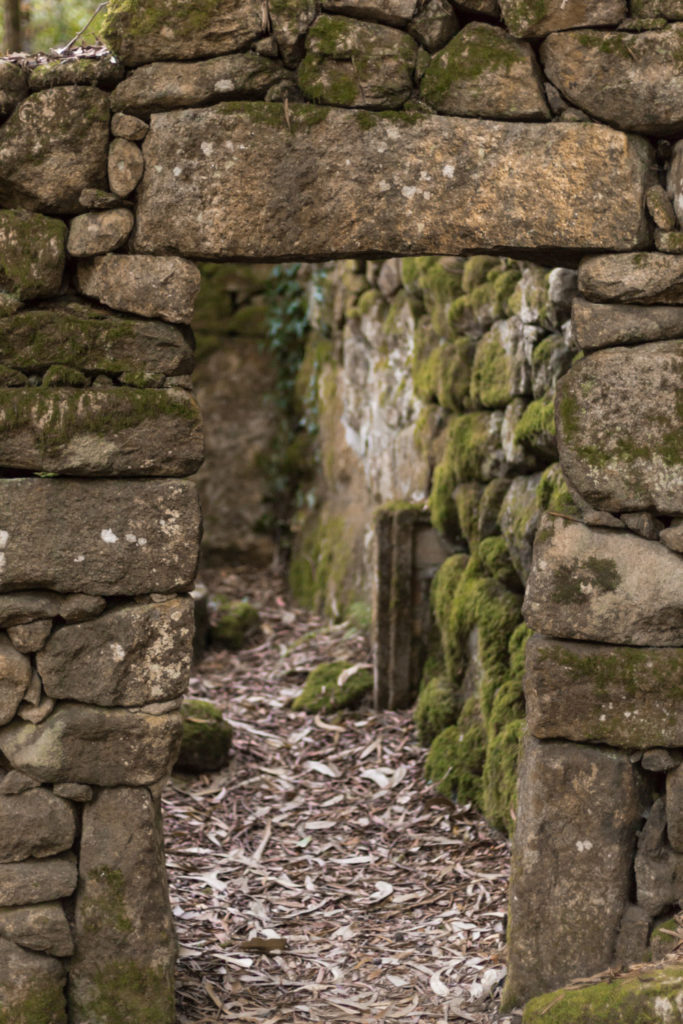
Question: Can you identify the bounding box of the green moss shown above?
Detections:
[401,255,440,294]
[82,866,132,936]
[649,917,679,958]
[420,22,529,107]
[537,462,580,516]
[449,270,519,337]
[449,410,499,483]
[462,256,502,293]
[577,29,635,59]
[502,0,549,35]
[212,597,260,649]
[42,364,88,387]
[292,660,372,713]
[103,0,222,45]
[479,535,521,591]
[119,370,164,388]
[298,55,359,107]
[224,303,267,337]
[429,458,459,538]
[521,967,683,1024]
[513,393,556,455]
[71,961,174,1024]
[424,698,486,803]
[478,478,510,540]
[0,972,67,1024]
[349,288,381,318]
[218,100,331,133]
[487,675,524,736]
[431,553,469,636]
[454,481,484,549]
[481,717,524,835]
[176,698,233,773]
[0,364,28,386]
[508,622,532,681]
[414,674,460,745]
[0,210,66,303]
[549,555,621,605]
[470,328,511,409]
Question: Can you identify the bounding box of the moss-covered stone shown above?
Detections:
[481,717,524,834]
[424,697,486,803]
[292,660,372,713]
[522,966,683,1024]
[429,457,459,538]
[431,553,469,636]
[462,256,502,293]
[225,303,268,337]
[536,462,581,516]
[176,699,233,773]
[453,481,484,549]
[478,535,522,591]
[42,365,88,388]
[445,410,505,483]
[513,392,557,459]
[212,597,260,649]
[414,674,460,745]
[69,961,175,1024]
[0,364,28,387]
[0,210,66,302]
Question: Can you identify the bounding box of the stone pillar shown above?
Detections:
[504,253,683,1008]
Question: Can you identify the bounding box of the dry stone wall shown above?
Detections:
[0,0,680,1019]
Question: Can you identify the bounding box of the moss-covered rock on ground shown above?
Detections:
[211,597,260,649]
[292,661,372,713]
[175,698,233,774]
[481,717,524,834]
[522,966,683,1023]
[414,674,460,746]
[424,697,486,803]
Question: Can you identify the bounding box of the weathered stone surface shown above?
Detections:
[134,105,651,261]
[111,111,148,140]
[522,967,683,1024]
[579,253,683,305]
[298,16,417,109]
[420,23,549,121]
[112,54,291,117]
[0,769,39,794]
[0,853,77,905]
[668,139,683,226]
[28,57,124,91]
[70,787,176,1024]
[541,27,683,136]
[572,297,683,350]
[498,472,543,583]
[53,782,92,801]
[655,229,683,253]
[0,633,31,726]
[0,386,204,477]
[67,208,134,257]
[0,935,66,1023]
[0,902,73,957]
[634,798,682,916]
[0,60,27,120]
[525,635,683,748]
[614,903,651,966]
[504,735,649,1007]
[78,186,127,211]
[0,478,201,596]
[0,591,104,628]
[0,703,183,786]
[38,597,192,707]
[633,0,683,15]
[8,619,53,653]
[667,764,683,853]
[501,0,626,37]
[269,0,318,66]
[103,0,264,65]
[0,301,194,376]
[0,788,77,862]
[107,137,144,198]
[523,515,683,645]
[470,317,536,408]
[662,521,683,554]
[18,693,55,725]
[78,254,201,324]
[641,748,682,772]
[556,341,683,514]
[408,0,458,52]
[0,209,65,301]
[647,183,677,231]
[0,87,109,215]
[322,0,418,25]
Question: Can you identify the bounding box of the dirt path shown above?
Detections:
[163,567,517,1024]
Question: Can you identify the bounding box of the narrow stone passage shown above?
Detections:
[164,567,514,1024]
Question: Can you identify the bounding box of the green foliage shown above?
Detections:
[292,661,373,714]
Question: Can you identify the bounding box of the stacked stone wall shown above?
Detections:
[0,0,680,1018]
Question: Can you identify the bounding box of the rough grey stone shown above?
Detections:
[661,521,683,554]
[0,385,204,477]
[18,693,55,724]
[0,60,27,120]
[111,111,149,140]
[0,209,66,302]
[134,105,652,261]
[53,782,93,801]
[0,935,66,1023]
[641,749,682,772]
[0,591,104,628]
[579,254,683,304]
[504,735,649,1007]
[0,788,77,862]
[501,0,625,36]
[530,332,572,399]
[631,0,683,14]
[542,26,683,135]
[108,137,144,198]
[614,903,651,965]
[0,300,194,376]
[38,597,193,707]
[668,139,683,226]
[70,787,176,1024]
[0,769,39,794]
[0,87,110,215]
[0,853,77,905]
[0,478,201,596]
[525,635,683,748]
[269,0,318,66]
[655,229,683,253]
[420,23,549,121]
[112,54,292,117]
[322,0,418,25]
[0,702,183,786]
[298,15,417,109]
[0,901,73,957]
[457,0,499,13]
[7,619,52,652]
[523,514,683,645]
[572,296,683,350]
[78,254,201,324]
[634,798,682,916]
[668,765,683,853]
[102,0,264,65]
[556,341,683,515]
[28,57,124,91]
[620,512,663,541]
[409,0,459,52]
[647,184,677,231]
[67,208,134,257]
[0,633,31,726]
[79,186,129,210]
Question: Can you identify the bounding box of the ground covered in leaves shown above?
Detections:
[163,567,518,1024]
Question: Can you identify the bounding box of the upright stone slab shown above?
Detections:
[556,340,683,514]
[134,105,652,261]
[0,478,201,595]
[0,935,67,1024]
[70,787,176,1024]
[503,735,649,1008]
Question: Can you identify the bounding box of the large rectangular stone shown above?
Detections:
[133,104,652,262]
[0,479,200,596]
[572,297,683,350]
[525,635,683,748]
